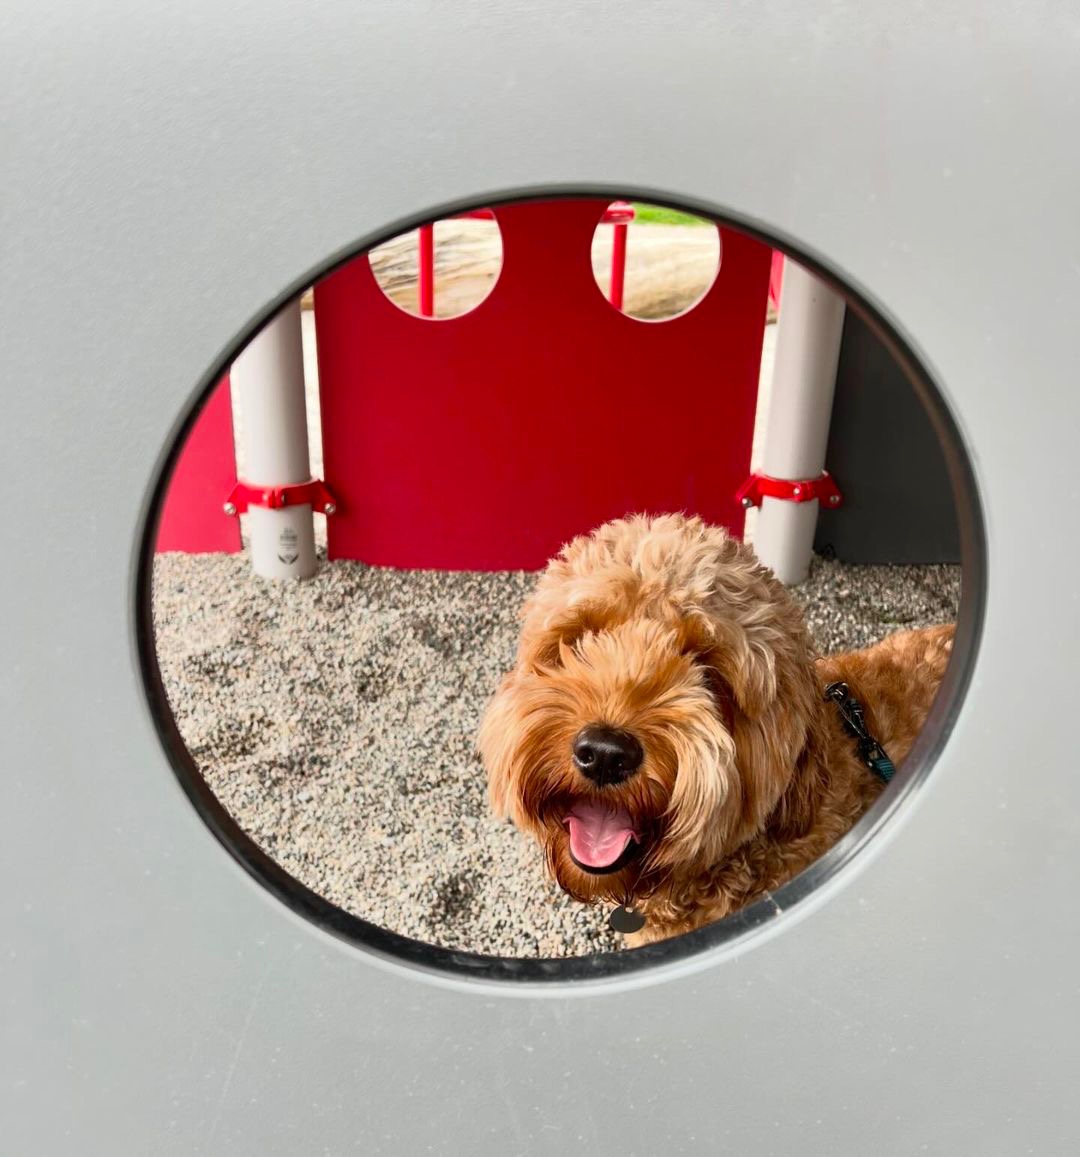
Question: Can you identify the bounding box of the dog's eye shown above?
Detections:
[533,637,571,668]
[533,632,585,669]
[677,619,717,659]
[534,641,562,667]
[558,636,583,662]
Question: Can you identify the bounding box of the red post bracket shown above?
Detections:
[735,470,843,510]
[223,478,338,517]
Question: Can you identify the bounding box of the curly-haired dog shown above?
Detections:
[478,513,954,944]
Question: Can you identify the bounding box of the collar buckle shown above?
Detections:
[824,681,870,741]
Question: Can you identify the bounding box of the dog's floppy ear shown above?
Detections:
[679,611,781,721]
[681,567,823,842]
[685,536,817,720]
[683,618,819,844]
[704,625,777,719]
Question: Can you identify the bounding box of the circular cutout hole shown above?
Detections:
[368,211,503,319]
[590,201,721,320]
[143,192,980,987]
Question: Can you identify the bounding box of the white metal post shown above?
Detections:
[231,300,317,580]
[753,259,846,584]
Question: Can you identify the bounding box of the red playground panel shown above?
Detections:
[314,199,771,570]
[156,375,241,553]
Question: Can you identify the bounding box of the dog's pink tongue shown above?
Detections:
[567,801,637,869]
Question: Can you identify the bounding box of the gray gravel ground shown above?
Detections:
[152,551,960,957]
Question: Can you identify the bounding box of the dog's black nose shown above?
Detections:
[572,725,643,786]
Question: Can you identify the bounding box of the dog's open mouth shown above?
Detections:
[564,800,642,874]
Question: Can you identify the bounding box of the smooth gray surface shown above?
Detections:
[815,313,962,564]
[3,2,1077,1153]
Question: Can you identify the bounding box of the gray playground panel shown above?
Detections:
[815,312,961,564]
[3,2,1076,1153]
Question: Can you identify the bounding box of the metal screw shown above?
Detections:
[829,494,840,505]
[792,486,802,497]
[324,502,337,515]
[741,496,753,509]
[223,502,237,516]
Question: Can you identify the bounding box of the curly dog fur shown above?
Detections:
[479,513,953,944]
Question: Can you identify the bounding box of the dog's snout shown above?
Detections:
[572,725,643,786]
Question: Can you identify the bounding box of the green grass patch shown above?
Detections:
[630,202,711,226]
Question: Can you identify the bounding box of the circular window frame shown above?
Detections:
[367,210,505,321]
[590,201,723,323]
[135,187,986,995]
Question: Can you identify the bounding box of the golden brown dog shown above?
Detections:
[478,513,953,944]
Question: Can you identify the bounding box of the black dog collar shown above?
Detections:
[824,681,896,783]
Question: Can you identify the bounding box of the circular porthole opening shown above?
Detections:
[142,192,981,987]
[590,201,722,321]
[368,210,503,319]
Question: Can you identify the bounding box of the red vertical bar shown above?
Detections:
[609,221,628,310]
[418,223,435,317]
